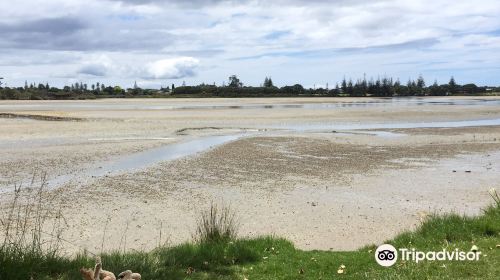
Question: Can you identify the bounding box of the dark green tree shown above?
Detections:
[346,79,354,96]
[263,77,274,87]
[341,77,347,94]
[228,75,243,88]
[448,76,458,95]
[416,75,426,96]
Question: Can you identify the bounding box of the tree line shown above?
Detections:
[0,75,498,100]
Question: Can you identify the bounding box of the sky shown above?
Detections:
[1,0,500,89]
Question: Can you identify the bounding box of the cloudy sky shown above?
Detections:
[1,0,500,88]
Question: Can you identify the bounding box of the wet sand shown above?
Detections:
[1,97,500,255]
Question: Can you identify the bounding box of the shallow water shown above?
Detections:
[274,118,500,131]
[0,135,245,193]
[1,97,500,111]
[97,134,242,173]
[52,134,245,187]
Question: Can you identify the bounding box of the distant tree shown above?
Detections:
[281,84,304,95]
[375,78,382,96]
[332,83,341,96]
[228,75,243,88]
[0,73,491,100]
[416,75,425,88]
[352,79,366,97]
[346,79,354,96]
[113,86,122,95]
[416,75,426,96]
[393,79,403,96]
[360,75,367,94]
[407,79,418,96]
[381,77,394,97]
[428,80,440,96]
[448,76,458,95]
[462,83,479,95]
[341,77,347,93]
[263,77,274,88]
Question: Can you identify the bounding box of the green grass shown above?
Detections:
[1,203,499,280]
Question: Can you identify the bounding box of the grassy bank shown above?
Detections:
[1,192,499,279]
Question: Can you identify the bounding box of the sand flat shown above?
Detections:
[1,97,500,255]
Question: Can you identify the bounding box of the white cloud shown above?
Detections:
[142,57,200,79]
[77,55,115,77]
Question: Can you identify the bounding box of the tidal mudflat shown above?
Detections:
[1,97,500,255]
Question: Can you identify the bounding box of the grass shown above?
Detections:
[1,192,499,279]
[194,202,239,244]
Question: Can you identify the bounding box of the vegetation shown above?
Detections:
[1,75,499,100]
[1,185,499,279]
[194,203,239,244]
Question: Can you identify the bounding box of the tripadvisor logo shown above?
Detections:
[375,244,398,267]
[375,244,482,267]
